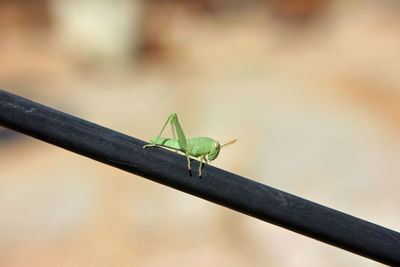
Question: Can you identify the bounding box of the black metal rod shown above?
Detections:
[0,89,399,265]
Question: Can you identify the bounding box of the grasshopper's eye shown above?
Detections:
[215,142,220,149]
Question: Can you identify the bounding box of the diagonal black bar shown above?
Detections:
[0,89,399,265]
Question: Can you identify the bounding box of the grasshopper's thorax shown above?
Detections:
[186,137,219,159]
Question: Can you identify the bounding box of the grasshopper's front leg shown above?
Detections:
[185,153,192,176]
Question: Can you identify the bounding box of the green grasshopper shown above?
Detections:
[143,113,237,177]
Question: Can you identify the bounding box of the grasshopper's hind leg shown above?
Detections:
[143,113,175,149]
[170,119,179,153]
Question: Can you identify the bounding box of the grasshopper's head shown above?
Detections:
[208,139,237,161]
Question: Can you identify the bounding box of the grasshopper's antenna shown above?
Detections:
[221,139,238,148]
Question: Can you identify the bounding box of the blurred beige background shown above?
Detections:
[1,0,400,266]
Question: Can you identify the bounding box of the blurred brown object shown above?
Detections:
[0,0,51,31]
[146,0,252,14]
[269,0,328,24]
